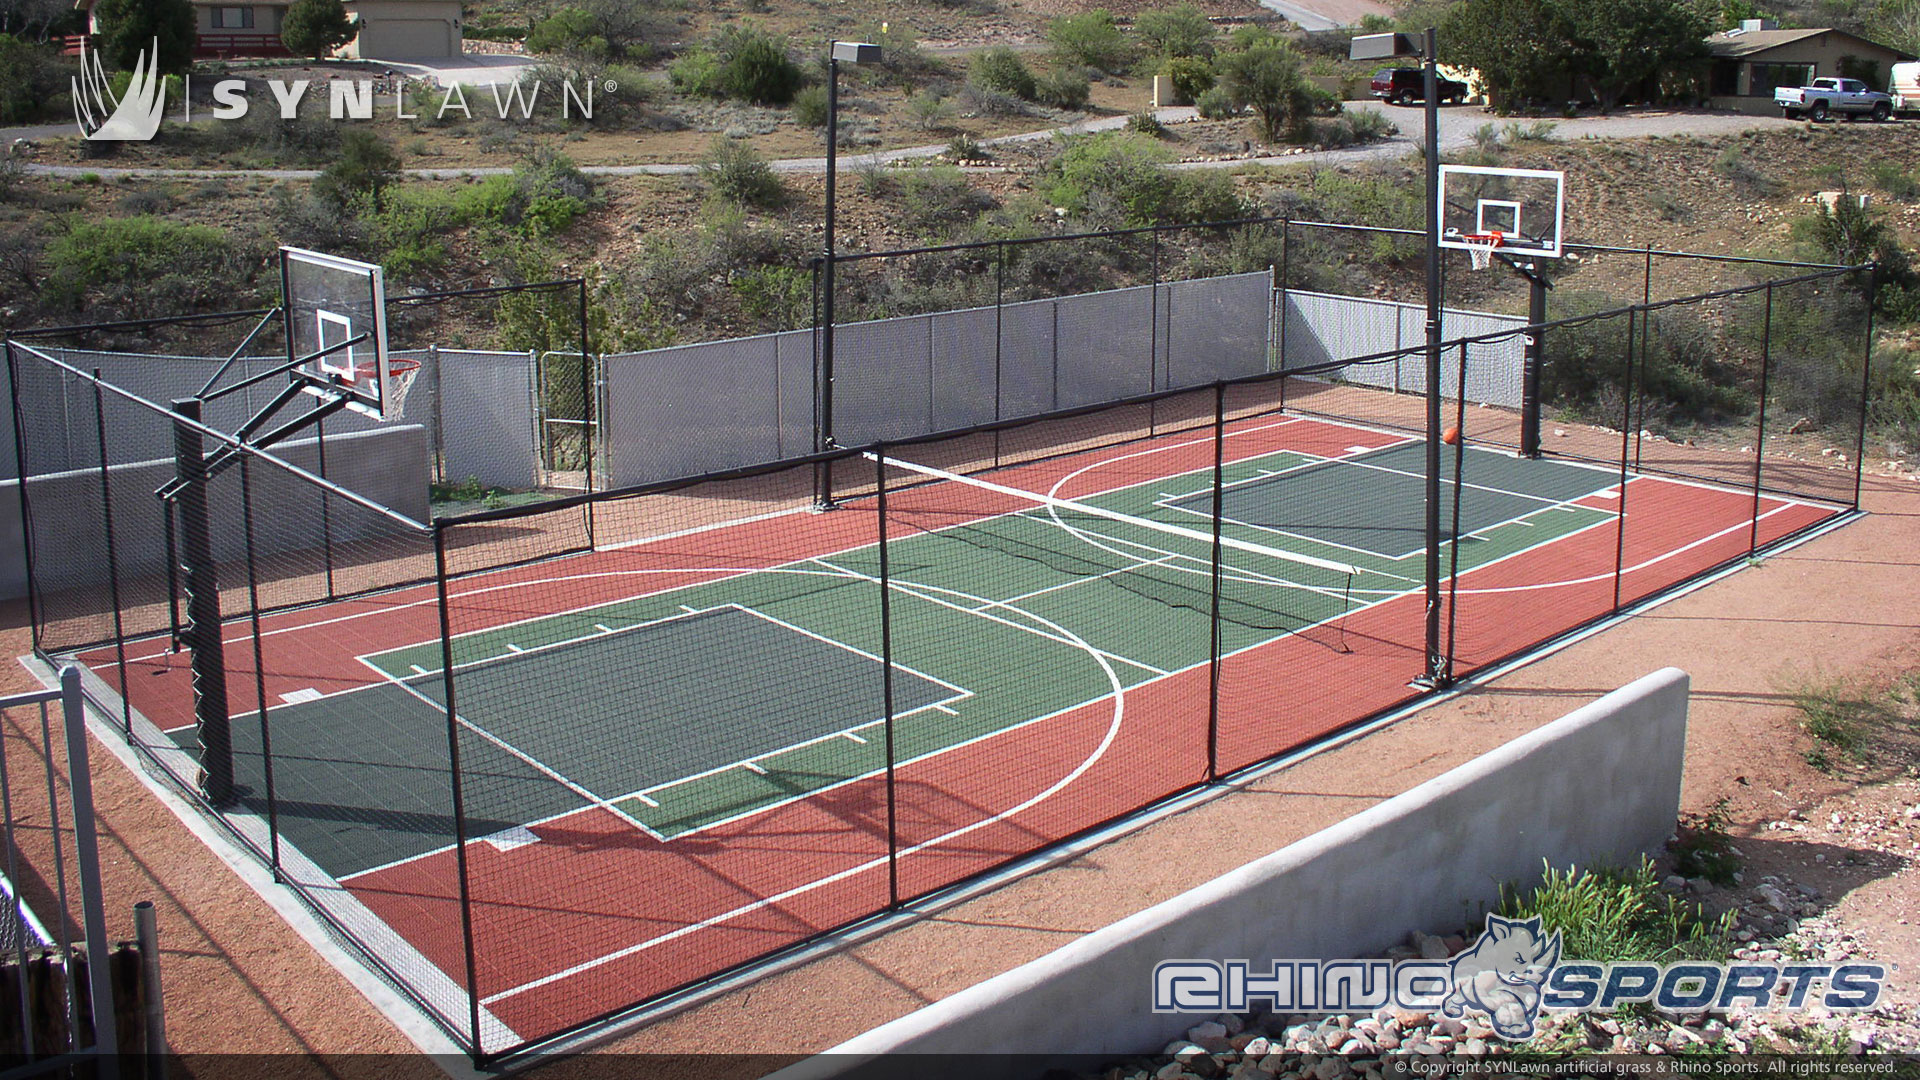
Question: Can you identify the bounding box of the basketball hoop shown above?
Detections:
[1462,230,1504,271]
[351,357,421,419]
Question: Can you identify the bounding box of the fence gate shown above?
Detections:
[536,351,600,491]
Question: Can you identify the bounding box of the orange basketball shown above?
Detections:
[1442,426,1461,445]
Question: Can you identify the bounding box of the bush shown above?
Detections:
[970,46,1036,100]
[1135,3,1216,59]
[43,216,242,318]
[312,129,400,210]
[946,133,987,161]
[1195,85,1236,119]
[1216,38,1319,142]
[906,91,957,131]
[670,49,727,98]
[1163,56,1214,103]
[1047,10,1132,73]
[791,84,828,127]
[716,25,802,106]
[1127,110,1166,136]
[1035,67,1091,109]
[526,8,608,59]
[898,165,997,237]
[960,83,1030,117]
[0,35,72,126]
[1039,131,1240,226]
[92,0,193,75]
[1499,858,1734,963]
[280,0,359,60]
[699,137,785,207]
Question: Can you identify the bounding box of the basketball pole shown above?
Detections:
[1420,27,1448,688]
[171,397,235,807]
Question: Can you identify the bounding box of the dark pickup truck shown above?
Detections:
[1370,67,1469,106]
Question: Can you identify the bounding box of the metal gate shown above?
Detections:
[536,351,601,491]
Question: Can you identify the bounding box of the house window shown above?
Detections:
[1710,59,1740,96]
[211,7,254,29]
[1748,62,1813,96]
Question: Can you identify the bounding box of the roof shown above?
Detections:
[1707,26,1916,62]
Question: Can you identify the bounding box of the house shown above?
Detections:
[1706,21,1915,115]
[68,0,462,59]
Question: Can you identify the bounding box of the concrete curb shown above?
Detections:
[774,667,1690,1076]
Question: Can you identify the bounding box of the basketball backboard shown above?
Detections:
[281,246,395,419]
[1437,165,1565,259]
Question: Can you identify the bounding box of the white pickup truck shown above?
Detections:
[1774,77,1894,121]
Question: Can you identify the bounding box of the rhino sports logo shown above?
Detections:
[1151,912,1885,1038]
[73,37,167,141]
[1439,915,1561,1039]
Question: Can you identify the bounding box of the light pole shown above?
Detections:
[817,40,881,509]
[1351,28,1447,687]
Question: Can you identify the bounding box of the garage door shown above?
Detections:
[360,19,450,58]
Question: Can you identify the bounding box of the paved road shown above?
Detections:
[11,102,1810,182]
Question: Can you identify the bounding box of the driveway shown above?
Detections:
[367,52,534,86]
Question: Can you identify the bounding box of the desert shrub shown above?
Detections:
[312,129,401,210]
[1035,66,1091,109]
[960,83,1030,116]
[898,165,997,237]
[0,34,72,125]
[1040,132,1241,226]
[1127,110,1166,136]
[791,84,828,127]
[906,91,957,131]
[526,7,608,59]
[1499,859,1734,964]
[1047,10,1132,73]
[669,48,727,98]
[730,264,811,328]
[42,216,245,318]
[1195,84,1236,119]
[970,46,1036,100]
[1135,3,1215,59]
[1544,293,1749,429]
[946,133,987,161]
[699,137,785,207]
[715,25,802,105]
[1163,56,1214,103]
[271,184,368,253]
[1216,36,1319,142]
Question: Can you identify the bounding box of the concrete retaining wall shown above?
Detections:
[1,425,429,601]
[779,668,1690,1075]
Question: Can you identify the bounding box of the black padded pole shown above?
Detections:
[172,398,233,807]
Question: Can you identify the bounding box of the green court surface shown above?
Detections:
[350,440,1619,846]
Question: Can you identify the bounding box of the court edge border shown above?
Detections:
[13,653,494,1080]
[463,503,1864,1071]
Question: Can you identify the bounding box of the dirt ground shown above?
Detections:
[2,446,1916,1071]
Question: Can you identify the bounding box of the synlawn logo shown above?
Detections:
[71,44,607,143]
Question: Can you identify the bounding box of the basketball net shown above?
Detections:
[1463,231,1504,271]
[350,358,422,420]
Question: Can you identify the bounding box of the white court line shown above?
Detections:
[813,556,1171,679]
[842,732,868,744]
[478,573,1132,1007]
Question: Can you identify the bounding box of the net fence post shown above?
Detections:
[428,343,445,485]
[7,343,45,655]
[1443,342,1469,680]
[1612,311,1638,613]
[994,240,1006,468]
[578,279,598,526]
[171,397,233,807]
[90,374,133,737]
[1852,267,1876,510]
[1206,382,1225,783]
[1149,226,1162,435]
[874,447,899,908]
[238,455,282,874]
[1750,284,1774,555]
[432,525,485,1059]
[57,665,118,1069]
[1277,220,1290,410]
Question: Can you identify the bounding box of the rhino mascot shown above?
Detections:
[1439,914,1562,1040]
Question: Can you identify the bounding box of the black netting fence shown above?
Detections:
[5,228,1884,1064]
